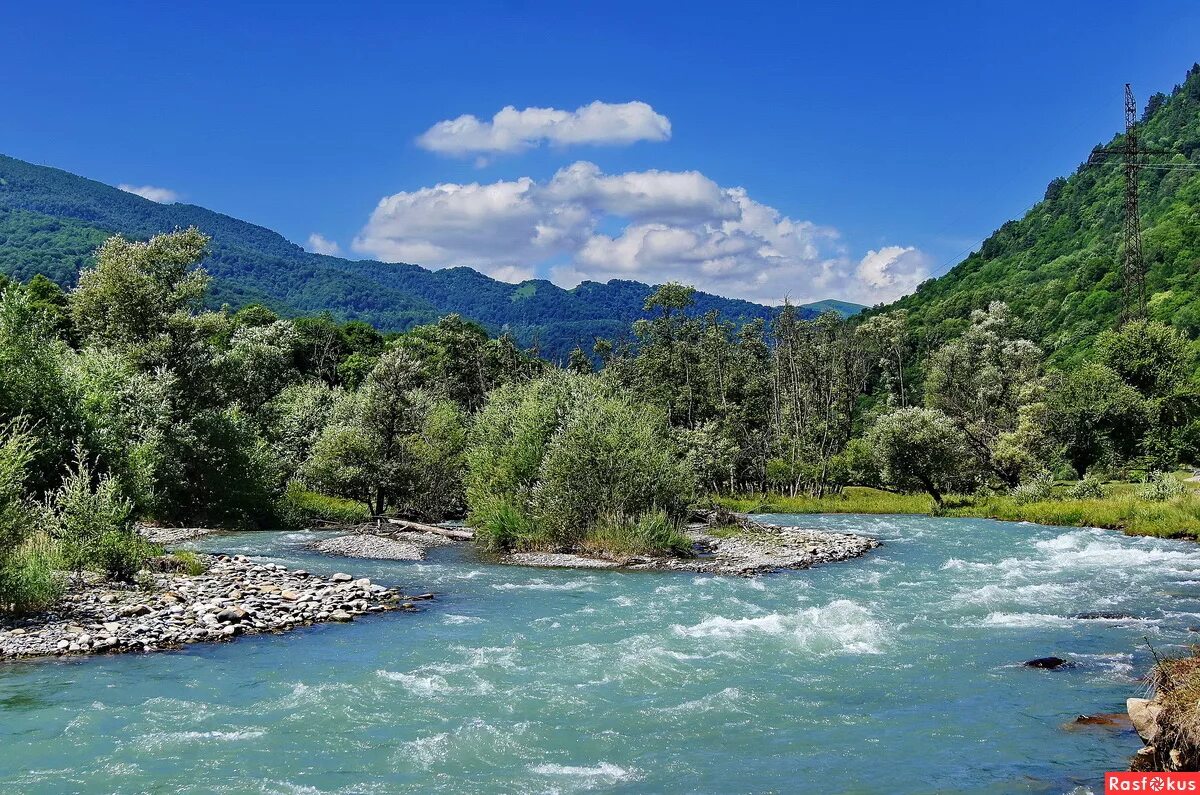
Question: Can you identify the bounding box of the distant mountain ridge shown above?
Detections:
[0,154,859,359]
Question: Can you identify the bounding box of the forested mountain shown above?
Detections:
[879,64,1200,366]
[0,154,822,360]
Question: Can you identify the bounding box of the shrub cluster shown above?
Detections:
[465,372,695,556]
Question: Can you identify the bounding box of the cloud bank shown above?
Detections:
[417,101,671,157]
[118,184,179,203]
[352,162,930,305]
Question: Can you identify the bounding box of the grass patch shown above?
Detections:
[715,487,936,516]
[279,483,370,526]
[948,494,1200,538]
[706,523,747,539]
[469,497,553,552]
[581,511,693,558]
[713,481,1200,539]
[0,532,62,614]
[170,549,208,576]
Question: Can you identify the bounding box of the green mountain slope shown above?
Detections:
[0,154,817,359]
[881,64,1200,364]
[797,298,866,318]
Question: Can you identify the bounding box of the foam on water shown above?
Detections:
[673,599,889,655]
[529,762,640,787]
[655,687,750,715]
[137,729,266,750]
[442,614,484,625]
[491,578,597,591]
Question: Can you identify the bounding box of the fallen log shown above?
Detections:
[375,517,474,541]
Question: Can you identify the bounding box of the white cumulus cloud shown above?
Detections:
[305,233,341,256]
[352,161,929,303]
[855,246,931,294]
[118,184,179,203]
[417,101,671,157]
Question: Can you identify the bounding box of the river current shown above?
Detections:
[2,514,1199,794]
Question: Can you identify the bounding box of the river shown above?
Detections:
[2,514,1198,794]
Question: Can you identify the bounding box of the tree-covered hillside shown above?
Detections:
[0,155,809,360]
[879,64,1200,365]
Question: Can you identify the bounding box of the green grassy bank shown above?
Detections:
[713,479,1200,540]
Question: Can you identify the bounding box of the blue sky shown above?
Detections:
[4,1,1199,304]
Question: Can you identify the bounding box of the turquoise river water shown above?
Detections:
[3,514,1200,794]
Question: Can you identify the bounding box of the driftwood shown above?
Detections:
[373,517,474,541]
[690,505,771,533]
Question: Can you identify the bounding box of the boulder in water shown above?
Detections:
[1071,611,1136,620]
[1025,656,1071,669]
[1066,713,1132,730]
[1127,697,1163,743]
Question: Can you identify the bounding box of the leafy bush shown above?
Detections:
[0,420,63,612]
[465,372,581,513]
[582,511,693,558]
[1012,472,1055,504]
[1065,477,1106,500]
[1139,471,1189,502]
[465,372,695,554]
[92,529,159,582]
[532,388,694,546]
[46,450,144,580]
[278,481,369,526]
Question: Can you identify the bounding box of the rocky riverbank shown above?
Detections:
[1127,648,1200,771]
[502,522,880,576]
[0,554,426,661]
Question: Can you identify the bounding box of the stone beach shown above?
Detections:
[0,553,424,660]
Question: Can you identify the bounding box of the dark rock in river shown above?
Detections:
[1066,713,1133,730]
[1071,611,1137,620]
[1025,656,1072,670]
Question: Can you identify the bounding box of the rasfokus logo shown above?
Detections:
[1107,772,1200,792]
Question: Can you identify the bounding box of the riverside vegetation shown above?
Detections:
[1,223,1198,619]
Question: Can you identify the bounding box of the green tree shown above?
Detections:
[220,320,301,415]
[70,227,210,349]
[1042,363,1147,477]
[0,284,79,489]
[400,396,468,520]
[868,407,970,506]
[302,349,424,515]
[24,273,73,341]
[924,302,1043,486]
